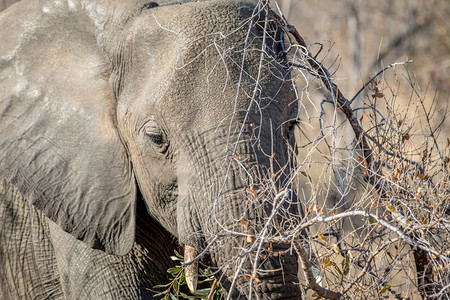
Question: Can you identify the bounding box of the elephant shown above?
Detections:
[0,0,302,299]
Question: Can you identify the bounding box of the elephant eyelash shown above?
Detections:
[146,134,169,154]
[143,125,169,153]
[146,133,164,145]
[142,2,159,9]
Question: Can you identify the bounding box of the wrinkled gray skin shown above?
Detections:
[0,0,301,299]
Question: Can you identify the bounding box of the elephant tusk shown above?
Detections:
[184,245,198,294]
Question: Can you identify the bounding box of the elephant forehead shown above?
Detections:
[143,0,257,10]
[153,0,255,37]
[126,0,289,130]
[140,0,217,7]
[131,0,256,60]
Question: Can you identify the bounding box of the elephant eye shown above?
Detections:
[147,133,163,145]
[144,122,168,153]
[142,2,158,9]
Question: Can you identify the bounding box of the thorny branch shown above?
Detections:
[266,7,375,180]
[261,2,449,299]
[293,238,342,299]
[179,2,448,299]
[287,210,450,264]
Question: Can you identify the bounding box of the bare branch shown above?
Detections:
[294,238,342,299]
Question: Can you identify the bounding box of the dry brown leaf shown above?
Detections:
[317,232,328,242]
[392,167,400,179]
[323,259,332,268]
[332,244,339,254]
[240,218,247,231]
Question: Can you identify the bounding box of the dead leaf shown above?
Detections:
[313,205,322,213]
[332,244,339,254]
[249,186,257,199]
[386,204,397,215]
[323,259,332,268]
[417,173,427,180]
[348,250,354,260]
[402,133,410,142]
[240,219,248,231]
[372,92,384,98]
[378,284,391,294]
[317,232,328,242]
[392,167,400,179]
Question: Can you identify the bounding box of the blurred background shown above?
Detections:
[275,0,449,190]
[275,3,449,298]
[278,0,449,99]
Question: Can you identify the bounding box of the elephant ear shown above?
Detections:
[0,2,136,255]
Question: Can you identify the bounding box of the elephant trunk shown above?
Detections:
[210,239,301,299]
[178,128,302,298]
[204,189,301,299]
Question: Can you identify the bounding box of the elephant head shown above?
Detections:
[0,0,301,298]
